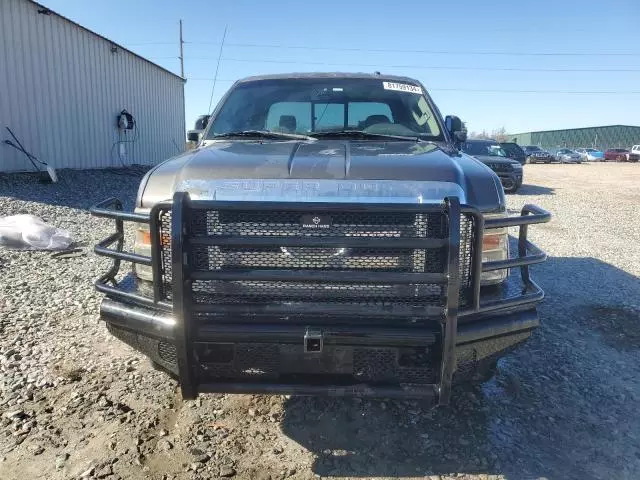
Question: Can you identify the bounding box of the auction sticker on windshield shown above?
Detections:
[382,82,423,94]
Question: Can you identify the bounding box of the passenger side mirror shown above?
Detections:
[187,114,211,143]
[187,130,201,143]
[445,115,467,147]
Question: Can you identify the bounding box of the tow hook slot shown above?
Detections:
[304,328,323,353]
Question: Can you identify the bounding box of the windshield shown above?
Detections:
[500,143,523,156]
[525,146,542,152]
[205,78,443,140]
[462,142,506,157]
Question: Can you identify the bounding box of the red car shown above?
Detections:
[604,148,630,161]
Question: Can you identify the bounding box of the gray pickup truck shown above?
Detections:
[92,73,550,405]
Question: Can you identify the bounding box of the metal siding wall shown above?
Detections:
[509,133,531,146]
[513,126,640,152]
[0,0,185,172]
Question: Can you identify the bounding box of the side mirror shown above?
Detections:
[188,114,211,143]
[445,115,467,146]
[187,130,201,143]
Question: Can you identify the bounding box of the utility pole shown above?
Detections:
[179,19,184,78]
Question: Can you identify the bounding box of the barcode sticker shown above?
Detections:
[382,81,423,94]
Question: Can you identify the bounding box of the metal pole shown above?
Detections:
[179,19,184,78]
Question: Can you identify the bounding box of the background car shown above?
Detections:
[523,145,555,163]
[555,148,582,164]
[499,142,526,165]
[575,148,604,162]
[628,145,640,162]
[604,148,630,161]
[462,139,523,193]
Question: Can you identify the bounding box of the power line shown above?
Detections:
[427,88,640,95]
[125,41,177,46]
[186,56,640,73]
[182,41,640,57]
[207,26,228,113]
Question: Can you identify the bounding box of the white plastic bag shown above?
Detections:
[0,215,74,250]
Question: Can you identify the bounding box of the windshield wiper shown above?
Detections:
[211,130,314,141]
[308,130,424,142]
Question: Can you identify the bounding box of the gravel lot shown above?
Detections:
[1,163,639,480]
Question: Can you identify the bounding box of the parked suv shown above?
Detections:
[499,142,526,165]
[523,145,555,163]
[90,73,549,404]
[462,140,524,193]
[629,145,640,162]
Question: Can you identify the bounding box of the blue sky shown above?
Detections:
[44,0,640,136]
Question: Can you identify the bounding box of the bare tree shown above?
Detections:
[491,127,509,143]
[469,127,510,142]
[469,129,490,139]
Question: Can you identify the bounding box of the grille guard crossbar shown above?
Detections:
[90,194,550,402]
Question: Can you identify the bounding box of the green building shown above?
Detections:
[509,125,640,152]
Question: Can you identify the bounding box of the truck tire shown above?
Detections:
[505,184,519,194]
[502,177,518,194]
[150,360,178,380]
[455,358,498,387]
[472,359,498,384]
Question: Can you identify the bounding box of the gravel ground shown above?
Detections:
[1,163,639,480]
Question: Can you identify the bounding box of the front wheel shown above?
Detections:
[455,358,499,386]
[503,178,519,194]
[150,360,179,380]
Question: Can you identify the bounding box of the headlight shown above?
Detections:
[133,221,153,281]
[481,213,509,285]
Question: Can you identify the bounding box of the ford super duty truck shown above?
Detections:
[91,72,550,405]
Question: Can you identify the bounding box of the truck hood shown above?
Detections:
[137,140,504,211]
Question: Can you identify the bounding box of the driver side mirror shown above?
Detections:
[445,115,467,147]
[187,114,211,143]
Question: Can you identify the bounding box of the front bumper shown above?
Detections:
[91,196,549,404]
[559,157,581,163]
[101,292,538,399]
[496,172,523,190]
[529,155,554,163]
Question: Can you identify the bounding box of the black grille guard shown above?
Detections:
[91,193,550,403]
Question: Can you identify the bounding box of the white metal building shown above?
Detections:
[0,0,185,172]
